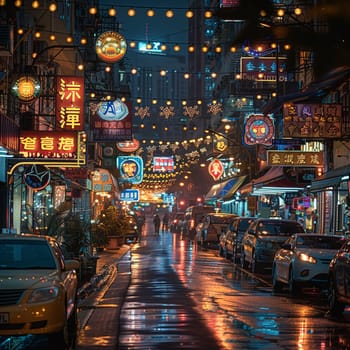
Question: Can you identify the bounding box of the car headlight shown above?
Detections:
[27,286,60,304]
[297,252,317,264]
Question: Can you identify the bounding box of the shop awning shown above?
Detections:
[238,167,304,196]
[309,165,350,191]
[205,176,246,201]
[252,178,305,195]
[239,167,284,195]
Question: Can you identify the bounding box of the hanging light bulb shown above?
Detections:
[160,44,167,51]
[89,7,97,15]
[204,10,212,18]
[108,7,117,16]
[32,0,39,9]
[147,8,155,17]
[129,41,136,48]
[80,37,87,45]
[173,44,180,52]
[128,8,136,16]
[188,45,195,53]
[185,10,194,18]
[48,1,57,12]
[202,45,209,53]
[165,9,174,18]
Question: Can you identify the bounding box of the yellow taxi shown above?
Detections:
[0,234,80,348]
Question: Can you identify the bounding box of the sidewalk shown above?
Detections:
[77,244,131,350]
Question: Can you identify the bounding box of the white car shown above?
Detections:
[272,233,346,295]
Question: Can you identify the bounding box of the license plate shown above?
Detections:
[0,313,9,324]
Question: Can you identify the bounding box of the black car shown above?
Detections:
[328,237,350,316]
[219,217,255,262]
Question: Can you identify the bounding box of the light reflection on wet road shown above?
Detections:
[118,224,350,350]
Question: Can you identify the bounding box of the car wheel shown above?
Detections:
[272,265,283,292]
[48,301,78,350]
[328,277,345,316]
[288,267,298,296]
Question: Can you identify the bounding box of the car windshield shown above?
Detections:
[296,235,346,249]
[258,221,304,236]
[0,240,56,270]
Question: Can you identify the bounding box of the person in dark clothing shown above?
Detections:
[162,213,169,232]
[153,214,161,235]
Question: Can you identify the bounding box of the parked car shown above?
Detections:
[170,212,184,233]
[328,237,350,316]
[272,233,346,295]
[219,217,256,262]
[195,212,237,247]
[0,234,80,349]
[182,205,215,239]
[241,218,305,273]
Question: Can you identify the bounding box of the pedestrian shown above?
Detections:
[136,215,145,242]
[153,214,160,235]
[162,213,169,232]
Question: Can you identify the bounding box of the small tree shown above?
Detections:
[96,205,130,239]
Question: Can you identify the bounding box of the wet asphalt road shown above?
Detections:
[117,219,350,350]
[3,217,350,349]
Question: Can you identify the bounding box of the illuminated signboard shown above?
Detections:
[56,76,84,131]
[138,41,165,55]
[19,131,78,159]
[93,100,133,142]
[240,57,287,81]
[120,189,140,202]
[95,31,127,63]
[117,156,143,184]
[220,0,240,7]
[116,139,140,153]
[244,114,274,146]
[92,168,114,192]
[11,75,41,103]
[208,159,224,181]
[267,151,324,167]
[152,156,174,172]
[23,165,50,190]
[283,103,342,138]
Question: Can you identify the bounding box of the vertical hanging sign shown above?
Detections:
[56,76,84,131]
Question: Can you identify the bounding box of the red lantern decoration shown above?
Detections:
[208,159,224,181]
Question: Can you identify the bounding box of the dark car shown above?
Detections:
[328,237,350,316]
[219,217,255,262]
[241,218,305,273]
[170,212,184,233]
[195,212,237,248]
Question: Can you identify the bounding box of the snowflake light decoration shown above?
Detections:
[207,102,223,116]
[160,105,175,119]
[135,106,151,119]
[159,144,168,152]
[183,105,200,119]
[169,143,179,152]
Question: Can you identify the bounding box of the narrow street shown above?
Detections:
[3,217,350,350]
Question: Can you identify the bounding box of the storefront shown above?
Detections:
[310,165,350,235]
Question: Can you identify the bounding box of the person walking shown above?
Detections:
[153,214,161,235]
[162,213,169,232]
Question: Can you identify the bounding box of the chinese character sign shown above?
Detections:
[283,103,342,138]
[20,131,78,159]
[56,76,84,131]
[240,57,287,81]
[93,100,133,142]
[267,151,324,167]
[120,189,140,202]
